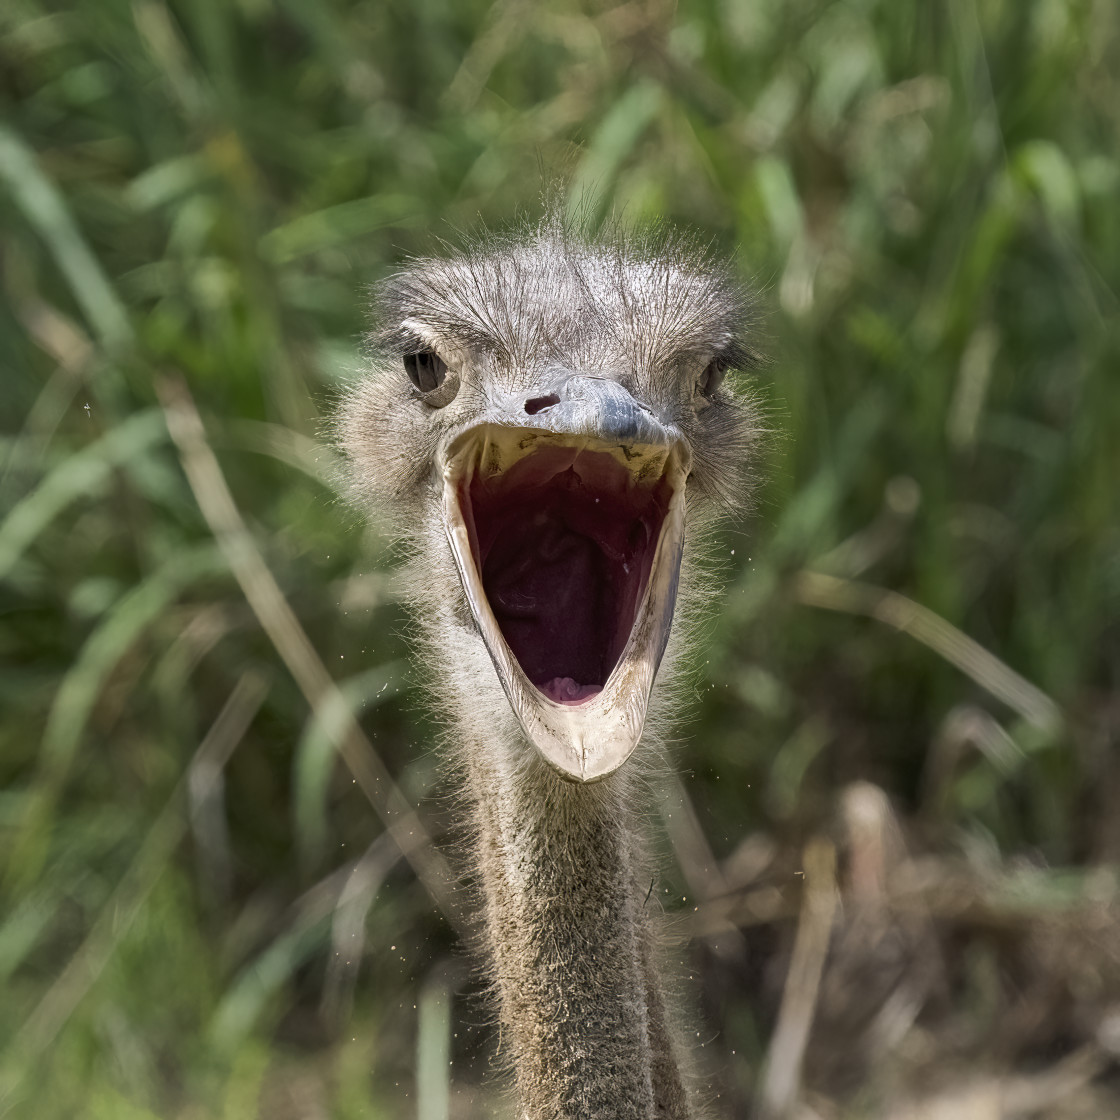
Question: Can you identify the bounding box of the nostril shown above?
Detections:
[524,393,561,416]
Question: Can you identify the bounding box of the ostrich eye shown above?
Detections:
[404,349,448,394]
[696,358,726,399]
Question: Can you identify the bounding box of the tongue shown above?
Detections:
[483,495,612,692]
[541,677,603,705]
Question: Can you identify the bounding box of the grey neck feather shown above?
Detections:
[464,739,693,1119]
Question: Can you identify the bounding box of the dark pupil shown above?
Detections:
[404,350,447,393]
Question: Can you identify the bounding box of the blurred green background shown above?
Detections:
[2,0,1118,1116]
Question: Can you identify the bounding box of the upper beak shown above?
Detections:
[439,374,688,782]
[517,372,684,447]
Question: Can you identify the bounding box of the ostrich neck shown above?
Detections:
[466,744,692,1119]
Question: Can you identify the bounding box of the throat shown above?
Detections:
[462,448,671,705]
[478,477,623,702]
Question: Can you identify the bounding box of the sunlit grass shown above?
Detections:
[2,0,1118,1115]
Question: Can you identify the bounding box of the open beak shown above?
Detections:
[439,375,689,782]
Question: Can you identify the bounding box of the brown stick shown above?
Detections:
[755,836,838,1120]
[157,375,466,937]
[791,570,1060,733]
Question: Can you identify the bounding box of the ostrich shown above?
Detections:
[338,217,760,1119]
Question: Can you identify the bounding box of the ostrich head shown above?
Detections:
[339,219,760,781]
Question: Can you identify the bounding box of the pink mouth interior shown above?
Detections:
[460,445,673,705]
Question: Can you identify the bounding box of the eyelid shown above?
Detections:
[391,329,431,359]
[398,317,443,353]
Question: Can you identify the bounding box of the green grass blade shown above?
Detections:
[292,662,403,873]
[0,410,167,582]
[416,973,451,1120]
[0,124,133,352]
[6,544,226,888]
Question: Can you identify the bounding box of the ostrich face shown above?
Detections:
[340,225,758,781]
